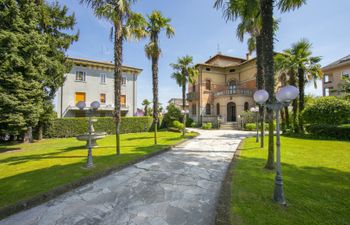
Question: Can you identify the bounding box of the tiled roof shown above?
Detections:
[323,55,350,70]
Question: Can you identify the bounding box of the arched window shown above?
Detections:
[216,103,220,115]
[244,102,249,111]
[228,80,237,93]
[205,104,211,115]
[205,80,211,90]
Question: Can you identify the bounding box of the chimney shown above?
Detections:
[246,53,252,60]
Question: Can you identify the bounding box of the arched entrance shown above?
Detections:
[227,102,236,122]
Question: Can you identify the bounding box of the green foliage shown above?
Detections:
[0,0,77,138]
[302,97,350,125]
[186,117,194,127]
[164,103,182,128]
[240,111,256,123]
[245,122,274,131]
[172,120,185,132]
[190,122,197,128]
[202,123,212,130]
[45,117,161,138]
[305,124,350,140]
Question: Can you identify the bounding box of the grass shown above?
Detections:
[0,131,195,209]
[230,136,350,225]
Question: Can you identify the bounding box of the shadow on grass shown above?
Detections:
[231,153,350,225]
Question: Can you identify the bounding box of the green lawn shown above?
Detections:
[230,136,350,225]
[0,131,194,208]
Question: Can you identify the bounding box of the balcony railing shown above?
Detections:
[187,92,199,101]
[214,88,254,97]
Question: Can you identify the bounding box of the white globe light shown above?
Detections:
[76,101,86,110]
[90,101,100,110]
[276,85,299,103]
[253,90,269,105]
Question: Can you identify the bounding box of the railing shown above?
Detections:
[187,92,199,101]
[214,88,254,97]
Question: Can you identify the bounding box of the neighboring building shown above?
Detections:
[56,57,142,118]
[322,55,350,96]
[168,98,189,111]
[187,54,256,126]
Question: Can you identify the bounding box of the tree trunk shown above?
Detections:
[298,67,305,133]
[182,81,186,136]
[260,0,275,170]
[256,34,265,148]
[289,72,298,133]
[152,54,159,145]
[284,106,290,129]
[38,123,43,140]
[114,18,123,155]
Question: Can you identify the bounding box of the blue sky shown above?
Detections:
[57,0,350,108]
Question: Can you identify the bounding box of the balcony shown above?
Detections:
[214,88,254,97]
[187,92,199,101]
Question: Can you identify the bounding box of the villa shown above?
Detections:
[56,57,142,118]
[187,54,257,128]
[322,55,350,96]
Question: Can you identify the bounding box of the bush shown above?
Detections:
[240,111,255,123]
[163,103,182,128]
[190,122,197,128]
[202,122,212,130]
[173,120,185,130]
[45,116,161,138]
[302,96,350,125]
[244,122,275,131]
[186,117,194,127]
[306,124,350,140]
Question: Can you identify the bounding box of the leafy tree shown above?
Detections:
[81,0,146,155]
[275,39,322,132]
[164,103,182,128]
[141,99,151,116]
[337,76,350,100]
[0,0,71,142]
[144,10,174,144]
[170,56,198,136]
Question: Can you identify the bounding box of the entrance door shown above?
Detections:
[227,102,236,122]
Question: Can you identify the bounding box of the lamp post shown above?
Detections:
[250,106,259,143]
[76,101,100,168]
[253,85,299,205]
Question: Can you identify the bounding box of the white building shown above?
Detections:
[56,57,142,118]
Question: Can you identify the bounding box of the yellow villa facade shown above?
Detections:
[187,54,257,128]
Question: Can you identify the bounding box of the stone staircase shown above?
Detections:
[220,122,239,130]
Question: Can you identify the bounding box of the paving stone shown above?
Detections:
[0,129,253,225]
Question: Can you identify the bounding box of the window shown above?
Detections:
[120,95,126,106]
[342,71,350,78]
[216,103,220,115]
[206,67,211,71]
[100,73,106,84]
[75,92,86,104]
[192,104,196,115]
[228,80,237,93]
[75,71,86,82]
[244,102,249,111]
[205,104,211,115]
[100,94,106,104]
[192,84,196,92]
[324,74,330,83]
[205,80,211,90]
[229,69,235,73]
[122,76,127,85]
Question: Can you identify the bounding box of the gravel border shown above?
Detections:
[0,134,197,220]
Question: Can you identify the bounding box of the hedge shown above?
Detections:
[306,124,350,140]
[244,122,275,131]
[45,116,163,138]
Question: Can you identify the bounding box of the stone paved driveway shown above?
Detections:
[0,129,253,225]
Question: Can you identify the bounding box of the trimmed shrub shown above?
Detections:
[163,103,182,128]
[190,122,197,128]
[186,117,194,127]
[244,122,275,131]
[45,116,160,138]
[202,122,212,130]
[302,96,350,125]
[240,111,255,123]
[306,124,350,140]
[173,120,185,131]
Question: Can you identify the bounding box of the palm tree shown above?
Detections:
[141,99,151,116]
[275,40,322,132]
[145,10,175,144]
[170,56,199,136]
[80,0,146,155]
[290,39,322,132]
